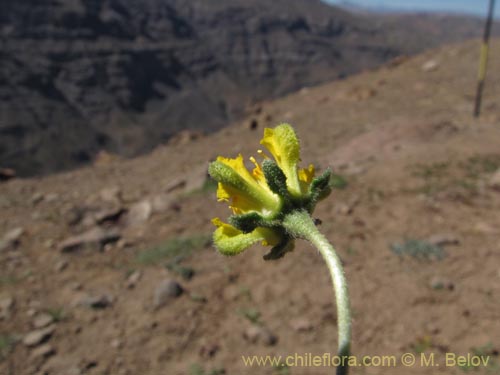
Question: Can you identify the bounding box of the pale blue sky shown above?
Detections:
[326,0,498,17]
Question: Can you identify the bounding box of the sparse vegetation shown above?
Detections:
[166,262,195,280]
[459,154,500,179]
[0,335,16,360]
[391,239,445,260]
[409,161,450,195]
[273,362,291,375]
[237,286,252,301]
[189,293,207,303]
[136,234,211,265]
[0,274,19,287]
[409,155,500,197]
[238,307,261,324]
[45,307,66,322]
[189,364,225,375]
[346,246,357,256]
[411,162,450,180]
[458,343,499,373]
[411,336,433,353]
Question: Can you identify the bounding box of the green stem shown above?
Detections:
[283,210,351,375]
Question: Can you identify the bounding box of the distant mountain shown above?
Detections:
[0,0,495,176]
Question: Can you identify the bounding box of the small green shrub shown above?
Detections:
[238,307,261,324]
[460,154,500,179]
[411,162,449,179]
[0,335,16,360]
[166,262,195,280]
[45,307,66,322]
[391,239,445,260]
[137,234,211,265]
[189,364,225,375]
[273,363,291,375]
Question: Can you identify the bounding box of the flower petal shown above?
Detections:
[212,218,280,256]
[209,155,281,217]
[260,123,301,196]
[298,164,315,193]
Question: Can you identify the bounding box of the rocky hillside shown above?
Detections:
[1,38,500,375]
[0,0,497,176]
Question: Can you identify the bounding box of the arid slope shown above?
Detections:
[1,39,500,375]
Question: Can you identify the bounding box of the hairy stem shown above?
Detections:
[283,210,351,375]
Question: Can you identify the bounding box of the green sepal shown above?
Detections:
[229,212,266,233]
[262,160,290,201]
[310,169,332,199]
[208,161,240,186]
[263,237,295,261]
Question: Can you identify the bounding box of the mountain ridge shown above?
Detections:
[1,0,497,176]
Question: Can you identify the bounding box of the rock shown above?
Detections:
[243,325,277,346]
[164,178,186,193]
[23,325,55,347]
[79,293,114,309]
[290,318,313,332]
[44,239,55,249]
[94,206,126,225]
[0,296,15,319]
[429,276,454,291]
[0,227,24,251]
[33,313,55,329]
[58,227,121,252]
[335,203,352,215]
[111,339,123,349]
[168,130,203,146]
[151,193,174,213]
[65,366,83,375]
[427,233,460,247]
[153,280,183,308]
[26,308,37,317]
[125,271,142,289]
[69,282,83,291]
[124,200,152,226]
[99,187,122,204]
[94,150,119,166]
[0,168,16,182]
[348,87,376,101]
[44,193,59,203]
[54,260,69,272]
[116,238,134,249]
[422,59,439,72]
[62,205,87,227]
[31,344,56,359]
[473,221,497,234]
[387,55,409,67]
[489,169,500,190]
[199,343,220,359]
[184,165,210,193]
[31,192,44,205]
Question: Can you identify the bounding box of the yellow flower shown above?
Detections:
[208,123,330,257]
[210,154,282,218]
[212,218,281,255]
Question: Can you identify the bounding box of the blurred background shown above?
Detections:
[1,1,500,374]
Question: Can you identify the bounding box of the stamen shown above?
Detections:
[257,149,270,159]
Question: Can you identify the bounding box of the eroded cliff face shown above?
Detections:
[0,0,491,176]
